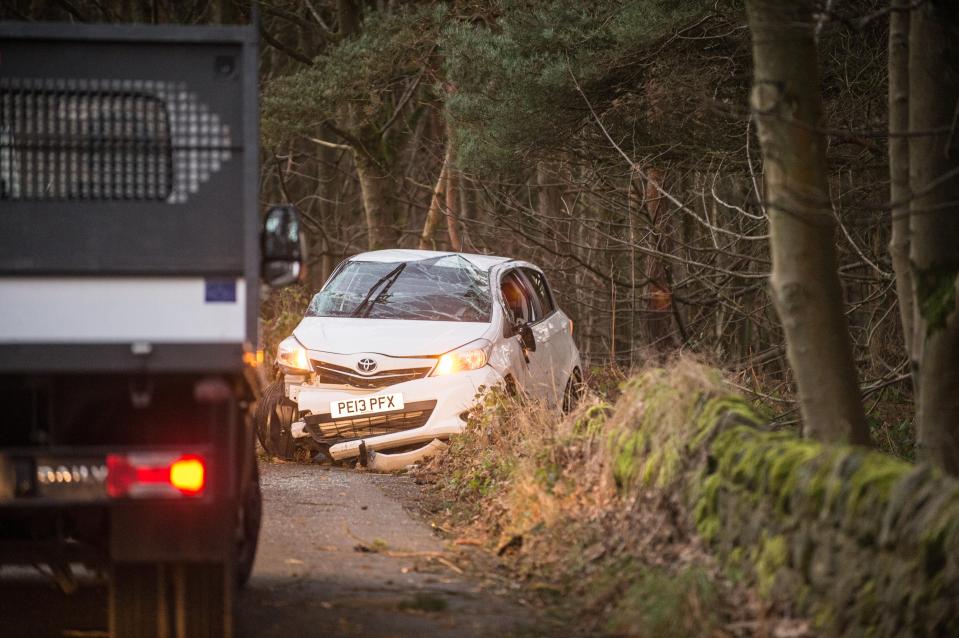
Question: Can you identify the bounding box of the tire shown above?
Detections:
[110,561,232,638]
[254,379,296,459]
[563,368,584,413]
[503,374,518,397]
[235,458,262,587]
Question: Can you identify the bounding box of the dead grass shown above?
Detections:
[415,356,777,637]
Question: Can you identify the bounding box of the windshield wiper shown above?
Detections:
[351,263,406,318]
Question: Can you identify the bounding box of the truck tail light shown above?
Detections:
[106,453,207,498]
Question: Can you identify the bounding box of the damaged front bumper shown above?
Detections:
[288,365,502,462]
[365,438,449,472]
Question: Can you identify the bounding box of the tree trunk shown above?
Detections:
[418,149,450,250]
[889,0,914,362]
[745,0,870,445]
[445,164,462,251]
[337,0,360,38]
[354,154,398,250]
[909,1,959,474]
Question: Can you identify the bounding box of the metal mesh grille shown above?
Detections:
[312,359,434,390]
[0,85,173,201]
[0,77,234,203]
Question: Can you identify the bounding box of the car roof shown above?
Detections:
[347,249,513,272]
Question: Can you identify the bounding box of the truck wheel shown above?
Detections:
[110,561,232,638]
[254,380,296,459]
[236,459,262,587]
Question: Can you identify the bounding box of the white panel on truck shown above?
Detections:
[0,277,246,343]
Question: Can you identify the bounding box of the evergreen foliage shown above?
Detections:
[261,5,442,149]
[442,0,713,173]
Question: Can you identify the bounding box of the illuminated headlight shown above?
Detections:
[433,339,491,376]
[276,336,311,372]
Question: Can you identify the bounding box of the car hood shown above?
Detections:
[292,317,492,357]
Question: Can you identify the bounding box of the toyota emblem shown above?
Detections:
[357,358,377,374]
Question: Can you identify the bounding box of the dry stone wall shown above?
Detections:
[606,369,959,636]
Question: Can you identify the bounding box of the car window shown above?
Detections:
[521,268,555,316]
[306,255,492,322]
[501,271,528,323]
[501,270,543,324]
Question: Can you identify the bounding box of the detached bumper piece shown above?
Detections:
[365,438,448,472]
[302,400,437,442]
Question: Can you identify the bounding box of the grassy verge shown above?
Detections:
[415,358,795,637]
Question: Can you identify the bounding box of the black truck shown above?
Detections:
[0,19,304,636]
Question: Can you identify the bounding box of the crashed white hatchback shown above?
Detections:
[268,249,582,470]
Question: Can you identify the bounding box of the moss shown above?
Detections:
[755,533,789,597]
[470,362,959,635]
[691,395,762,449]
[611,429,646,490]
[608,367,758,494]
[574,402,612,435]
[812,605,834,632]
[693,473,722,541]
[657,446,682,488]
[766,438,821,510]
[724,546,748,583]
[915,262,958,336]
[641,448,662,486]
[843,451,911,517]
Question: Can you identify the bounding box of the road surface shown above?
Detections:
[0,461,530,637]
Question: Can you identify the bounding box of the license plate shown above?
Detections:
[330,393,404,419]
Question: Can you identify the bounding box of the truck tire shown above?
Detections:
[236,459,262,587]
[254,379,296,459]
[110,561,232,638]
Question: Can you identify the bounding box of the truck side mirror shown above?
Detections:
[262,205,307,288]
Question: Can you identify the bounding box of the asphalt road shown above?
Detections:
[0,461,529,638]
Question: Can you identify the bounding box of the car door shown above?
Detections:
[499,268,553,401]
[519,267,573,405]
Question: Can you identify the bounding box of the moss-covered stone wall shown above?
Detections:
[607,367,959,636]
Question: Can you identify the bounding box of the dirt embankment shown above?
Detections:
[412,359,959,637]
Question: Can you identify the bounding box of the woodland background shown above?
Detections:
[0,0,920,455]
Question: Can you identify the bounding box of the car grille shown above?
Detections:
[303,400,436,441]
[311,359,434,389]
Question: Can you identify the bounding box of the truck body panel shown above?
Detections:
[0,20,260,359]
[0,20,261,572]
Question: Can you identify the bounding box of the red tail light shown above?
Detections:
[169,456,206,495]
[106,453,207,498]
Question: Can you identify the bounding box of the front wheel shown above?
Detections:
[562,368,584,413]
[254,379,296,459]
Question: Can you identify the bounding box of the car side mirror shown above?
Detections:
[518,321,537,352]
[262,205,307,288]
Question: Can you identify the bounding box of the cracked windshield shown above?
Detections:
[306,256,492,322]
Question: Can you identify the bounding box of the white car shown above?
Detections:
[262,249,582,469]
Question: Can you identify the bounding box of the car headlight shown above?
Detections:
[276,336,311,372]
[432,339,491,376]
